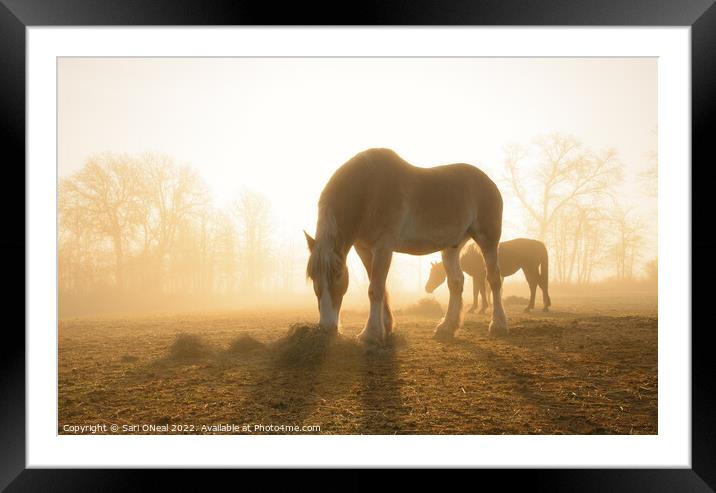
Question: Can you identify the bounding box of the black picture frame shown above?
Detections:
[3,0,714,490]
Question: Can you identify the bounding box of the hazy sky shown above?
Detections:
[58,57,657,291]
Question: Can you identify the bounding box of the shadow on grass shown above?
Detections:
[438,334,624,434]
[122,325,411,434]
[358,333,409,434]
[238,324,364,433]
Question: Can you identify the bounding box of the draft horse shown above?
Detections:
[304,148,507,344]
[425,238,551,313]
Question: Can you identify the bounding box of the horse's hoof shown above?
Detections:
[523,307,533,313]
[433,329,455,341]
[467,308,476,314]
[543,307,550,313]
[488,321,509,337]
[357,329,384,347]
[433,320,459,340]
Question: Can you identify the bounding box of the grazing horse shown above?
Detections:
[425,238,552,313]
[304,148,507,344]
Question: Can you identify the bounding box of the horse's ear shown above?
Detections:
[304,230,316,251]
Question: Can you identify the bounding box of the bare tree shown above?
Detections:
[233,188,274,292]
[58,201,104,294]
[275,239,300,293]
[504,133,623,241]
[609,205,644,281]
[194,207,215,294]
[135,153,209,291]
[574,208,608,284]
[59,153,144,289]
[548,203,608,283]
[212,211,239,293]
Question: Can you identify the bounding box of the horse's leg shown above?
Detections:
[476,239,507,335]
[434,246,464,338]
[467,275,478,313]
[524,267,538,312]
[356,245,394,335]
[357,248,392,345]
[479,272,489,314]
[538,276,551,312]
[382,291,394,335]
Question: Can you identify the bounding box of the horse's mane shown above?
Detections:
[306,208,343,281]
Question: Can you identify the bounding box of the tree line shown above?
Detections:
[503,133,657,284]
[59,134,657,311]
[58,152,295,301]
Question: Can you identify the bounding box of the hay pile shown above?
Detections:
[272,323,335,366]
[401,297,444,317]
[162,323,398,367]
[504,295,530,306]
[167,333,213,360]
[227,333,266,355]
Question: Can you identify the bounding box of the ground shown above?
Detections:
[58,294,657,435]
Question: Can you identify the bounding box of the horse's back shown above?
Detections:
[319,148,410,202]
[499,238,548,273]
[502,238,547,256]
[320,148,503,251]
[316,149,414,245]
[326,148,496,196]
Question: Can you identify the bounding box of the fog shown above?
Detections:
[58,57,657,318]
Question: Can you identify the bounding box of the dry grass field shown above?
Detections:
[58,294,657,435]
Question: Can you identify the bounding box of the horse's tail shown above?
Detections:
[539,244,551,308]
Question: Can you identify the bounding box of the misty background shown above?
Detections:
[58,57,657,318]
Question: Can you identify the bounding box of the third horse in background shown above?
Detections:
[426,238,551,314]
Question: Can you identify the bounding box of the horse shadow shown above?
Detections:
[357,334,408,434]
[120,327,409,434]
[235,327,409,435]
[441,335,611,434]
[238,327,359,432]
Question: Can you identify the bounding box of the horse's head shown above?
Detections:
[425,261,447,294]
[304,231,349,332]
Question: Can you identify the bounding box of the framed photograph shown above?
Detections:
[6,0,714,489]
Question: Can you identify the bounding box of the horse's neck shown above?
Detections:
[316,207,349,254]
